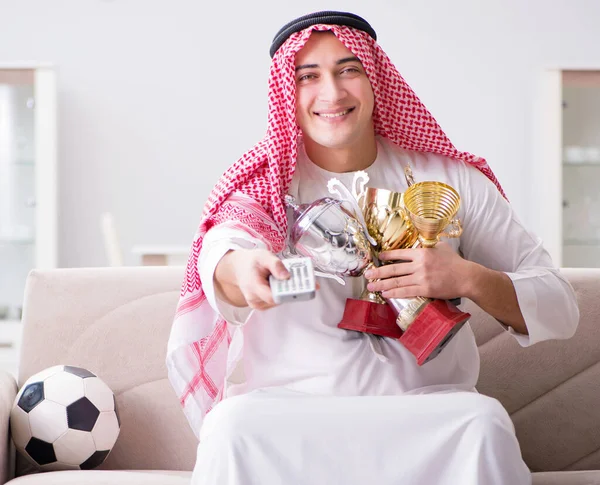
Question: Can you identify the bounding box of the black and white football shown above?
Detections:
[10,365,120,471]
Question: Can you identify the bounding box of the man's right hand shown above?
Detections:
[213,248,291,310]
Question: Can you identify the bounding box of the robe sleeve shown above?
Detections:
[457,163,579,347]
[199,226,268,326]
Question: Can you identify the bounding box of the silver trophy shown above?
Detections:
[285,195,372,282]
[285,173,402,338]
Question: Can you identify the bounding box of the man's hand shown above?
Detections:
[214,249,291,310]
[363,242,472,300]
[364,242,528,334]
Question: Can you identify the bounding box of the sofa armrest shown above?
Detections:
[0,371,17,485]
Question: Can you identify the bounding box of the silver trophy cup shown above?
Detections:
[285,195,372,281]
[285,188,401,338]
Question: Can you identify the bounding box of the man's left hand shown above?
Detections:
[363,242,472,300]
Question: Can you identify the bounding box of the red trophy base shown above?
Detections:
[398,299,471,366]
[338,298,402,339]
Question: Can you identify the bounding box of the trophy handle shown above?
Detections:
[327,178,378,247]
[404,163,416,187]
[439,218,463,239]
[281,245,345,285]
[284,194,298,208]
[281,245,297,259]
[314,270,346,286]
[351,170,370,207]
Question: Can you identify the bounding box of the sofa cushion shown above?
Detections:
[532,470,600,484]
[6,470,192,484]
[17,267,198,476]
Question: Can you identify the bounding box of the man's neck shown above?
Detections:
[304,136,378,173]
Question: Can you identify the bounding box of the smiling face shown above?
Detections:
[294,32,376,166]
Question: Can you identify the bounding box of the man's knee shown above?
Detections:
[200,394,260,444]
[463,394,516,438]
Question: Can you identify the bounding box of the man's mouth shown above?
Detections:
[315,108,355,118]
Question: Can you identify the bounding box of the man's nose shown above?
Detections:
[318,74,345,104]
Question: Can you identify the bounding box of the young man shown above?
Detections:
[167,12,579,485]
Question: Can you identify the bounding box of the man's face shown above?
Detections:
[294,32,375,152]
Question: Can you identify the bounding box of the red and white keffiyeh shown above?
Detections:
[166,23,505,437]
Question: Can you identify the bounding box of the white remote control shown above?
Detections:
[269,257,316,304]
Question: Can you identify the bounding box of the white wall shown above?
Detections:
[2,0,600,267]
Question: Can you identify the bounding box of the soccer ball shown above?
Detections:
[10,365,120,471]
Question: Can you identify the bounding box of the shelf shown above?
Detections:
[563,162,600,167]
[0,319,22,325]
[563,239,600,246]
[13,159,34,167]
[0,236,34,245]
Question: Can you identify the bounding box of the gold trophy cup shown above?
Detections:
[336,186,419,339]
[391,181,471,365]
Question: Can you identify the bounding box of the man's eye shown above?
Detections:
[298,74,316,82]
[341,67,360,75]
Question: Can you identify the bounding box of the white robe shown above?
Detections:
[191,136,579,485]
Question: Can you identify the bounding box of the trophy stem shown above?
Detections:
[359,288,387,305]
[385,296,430,331]
[359,261,386,305]
[419,237,438,249]
[397,297,430,330]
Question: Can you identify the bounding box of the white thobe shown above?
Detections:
[190,136,579,485]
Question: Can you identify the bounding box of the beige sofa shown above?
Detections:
[1,266,600,485]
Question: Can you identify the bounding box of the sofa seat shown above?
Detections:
[532,470,600,484]
[6,470,192,484]
[6,469,600,484]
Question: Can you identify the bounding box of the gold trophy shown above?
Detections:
[325,176,404,339]
[381,180,470,365]
[338,185,422,339]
